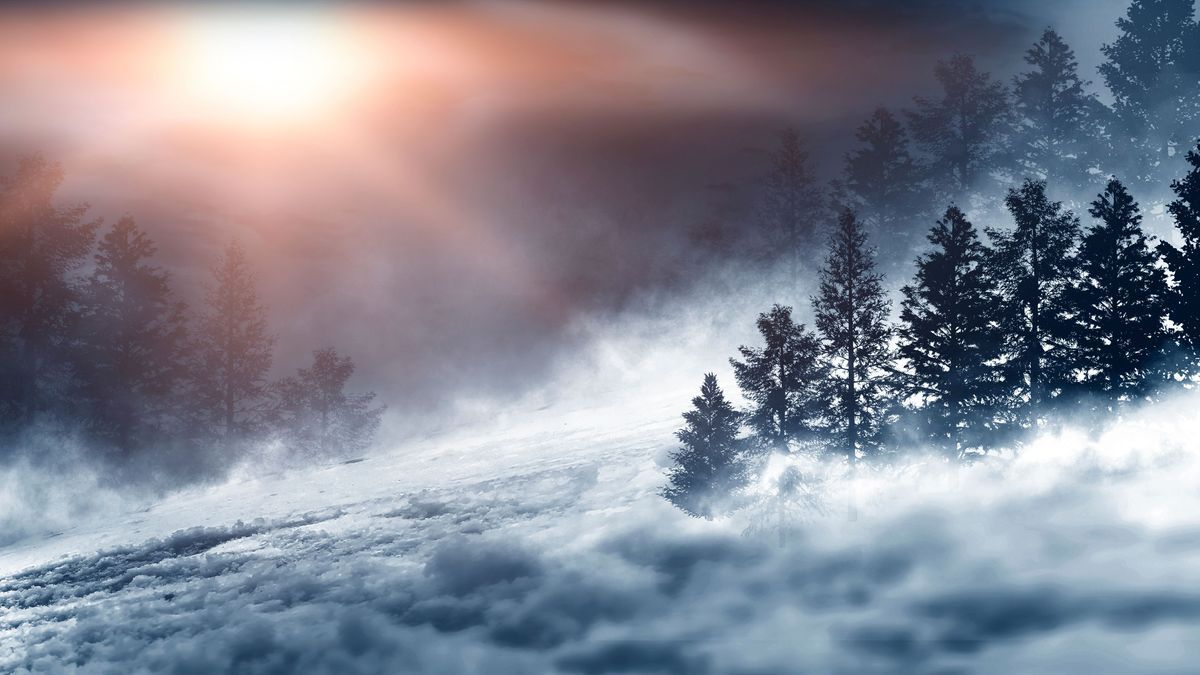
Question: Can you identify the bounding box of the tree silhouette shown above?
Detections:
[1100,0,1200,185]
[274,347,383,458]
[897,206,1006,460]
[813,209,894,462]
[663,373,748,519]
[1013,29,1109,196]
[834,107,929,272]
[191,241,275,450]
[79,217,189,454]
[757,129,825,277]
[988,180,1081,427]
[1159,141,1200,367]
[907,54,1012,204]
[1065,179,1171,410]
[730,304,825,453]
[0,155,99,428]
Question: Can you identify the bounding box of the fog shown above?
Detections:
[0,0,1126,425]
[5,370,1200,673]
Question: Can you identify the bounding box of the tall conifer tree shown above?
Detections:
[1100,0,1200,185]
[897,206,1005,459]
[191,241,275,449]
[907,55,1012,204]
[0,155,99,427]
[79,217,189,453]
[730,304,825,453]
[1159,141,1200,367]
[988,180,1081,426]
[663,373,747,520]
[834,107,929,270]
[813,209,894,462]
[1065,179,1170,409]
[1012,29,1108,195]
[758,129,824,277]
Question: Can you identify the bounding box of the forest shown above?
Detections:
[664,3,1200,519]
[0,164,384,480]
[2,1,1199,500]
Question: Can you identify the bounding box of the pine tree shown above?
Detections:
[1065,179,1170,409]
[1100,0,1200,186]
[0,155,99,427]
[79,217,189,454]
[834,107,930,272]
[1159,141,1200,367]
[1012,29,1109,196]
[813,209,894,462]
[897,206,1005,460]
[730,304,825,453]
[757,129,825,277]
[274,347,383,458]
[662,373,747,519]
[191,241,275,449]
[987,179,1081,426]
[907,54,1012,204]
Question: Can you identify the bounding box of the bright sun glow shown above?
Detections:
[175,10,368,126]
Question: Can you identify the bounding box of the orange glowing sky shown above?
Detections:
[0,1,1067,400]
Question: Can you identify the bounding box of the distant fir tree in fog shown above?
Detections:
[813,209,894,462]
[663,373,748,520]
[191,242,276,449]
[0,155,99,428]
[988,180,1081,425]
[1159,141,1200,366]
[897,206,1006,460]
[78,217,189,454]
[834,108,929,270]
[274,347,383,458]
[907,54,1012,205]
[1065,179,1170,409]
[730,304,825,453]
[1013,29,1108,196]
[1100,0,1200,185]
[757,129,824,276]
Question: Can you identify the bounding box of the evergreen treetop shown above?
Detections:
[898,206,1006,459]
[1066,178,1171,408]
[813,209,894,461]
[663,373,748,520]
[730,304,825,453]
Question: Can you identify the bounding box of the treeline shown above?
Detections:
[666,142,1200,519]
[749,2,1200,274]
[0,156,383,477]
[665,0,1200,519]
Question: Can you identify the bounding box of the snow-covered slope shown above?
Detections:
[5,340,1200,673]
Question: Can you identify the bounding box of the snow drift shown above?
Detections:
[3,387,1200,674]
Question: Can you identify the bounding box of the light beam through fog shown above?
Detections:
[3,0,1200,673]
[172,8,375,127]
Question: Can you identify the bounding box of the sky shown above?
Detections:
[0,0,1131,425]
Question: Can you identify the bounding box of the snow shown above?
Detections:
[4,330,1200,672]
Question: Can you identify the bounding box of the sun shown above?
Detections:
[174,9,367,126]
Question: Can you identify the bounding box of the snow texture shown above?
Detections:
[4,389,1200,674]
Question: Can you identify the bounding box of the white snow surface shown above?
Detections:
[4,331,1200,673]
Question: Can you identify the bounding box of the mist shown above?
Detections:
[0,0,1122,425]
[4,1,1200,672]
